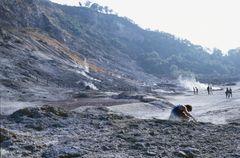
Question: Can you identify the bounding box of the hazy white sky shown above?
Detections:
[50,0,240,53]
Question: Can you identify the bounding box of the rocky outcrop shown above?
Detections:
[8,105,69,131]
[10,105,68,120]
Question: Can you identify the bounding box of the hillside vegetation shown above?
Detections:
[1,0,240,90]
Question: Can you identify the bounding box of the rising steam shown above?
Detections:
[177,75,207,90]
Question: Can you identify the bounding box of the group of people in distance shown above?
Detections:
[225,87,232,98]
[192,87,198,95]
[170,84,234,123]
[193,85,214,95]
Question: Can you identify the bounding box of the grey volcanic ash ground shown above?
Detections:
[1,105,240,158]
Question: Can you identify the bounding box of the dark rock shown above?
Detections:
[24,144,36,152]
[25,122,46,131]
[231,153,240,157]
[0,128,17,143]
[129,123,139,128]
[59,153,82,158]
[149,131,155,136]
[145,142,151,147]
[85,85,91,90]
[52,123,65,128]
[73,92,89,98]
[131,142,145,150]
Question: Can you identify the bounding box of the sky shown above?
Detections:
[50,0,240,54]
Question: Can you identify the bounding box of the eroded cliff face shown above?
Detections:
[0,27,153,105]
[0,0,161,105]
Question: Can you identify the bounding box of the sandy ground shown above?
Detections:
[106,83,240,125]
[107,102,172,120]
[165,83,240,124]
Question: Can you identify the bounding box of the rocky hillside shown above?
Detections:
[0,0,162,103]
[0,0,240,99]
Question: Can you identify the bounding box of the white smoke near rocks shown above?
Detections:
[83,81,98,90]
[177,75,222,91]
[177,75,207,90]
[83,58,89,73]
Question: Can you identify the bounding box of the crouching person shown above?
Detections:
[169,104,197,122]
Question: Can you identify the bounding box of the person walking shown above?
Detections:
[225,88,229,98]
[195,87,198,95]
[207,85,210,95]
[229,88,232,98]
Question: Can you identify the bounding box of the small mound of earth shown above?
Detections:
[8,105,69,131]
[9,105,68,120]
